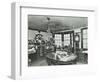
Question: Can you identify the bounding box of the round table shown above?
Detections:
[46,52,77,65]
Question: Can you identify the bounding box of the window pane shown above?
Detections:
[83,29,87,34]
[83,39,87,43]
[83,34,87,38]
[64,41,70,46]
[64,34,70,46]
[71,33,73,47]
[55,34,62,47]
[82,28,88,49]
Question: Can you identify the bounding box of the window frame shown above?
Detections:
[81,28,88,51]
[53,31,74,48]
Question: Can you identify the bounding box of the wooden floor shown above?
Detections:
[29,56,48,66]
[28,55,87,66]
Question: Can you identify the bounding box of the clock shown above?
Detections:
[75,33,80,42]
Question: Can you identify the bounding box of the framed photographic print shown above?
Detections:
[11,2,97,80]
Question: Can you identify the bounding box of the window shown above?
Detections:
[64,34,70,46]
[55,34,62,47]
[81,28,88,50]
[54,31,74,48]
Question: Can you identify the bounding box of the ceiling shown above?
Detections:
[28,15,88,32]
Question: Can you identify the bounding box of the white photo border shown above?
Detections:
[11,2,97,80]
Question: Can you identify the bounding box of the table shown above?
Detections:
[46,52,77,65]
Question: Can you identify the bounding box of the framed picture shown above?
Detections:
[11,2,97,80]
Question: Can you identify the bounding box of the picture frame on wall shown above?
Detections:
[11,2,97,80]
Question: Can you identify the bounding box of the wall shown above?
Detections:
[28,30,38,40]
[28,29,49,41]
[29,27,87,52]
